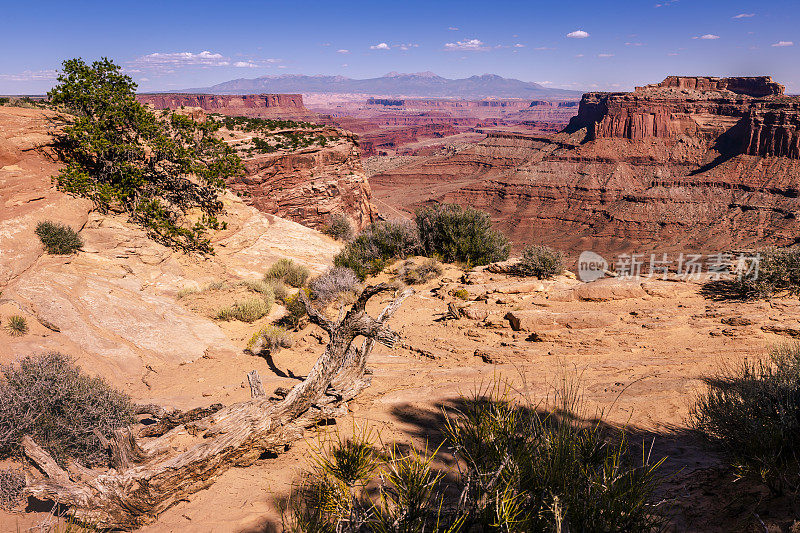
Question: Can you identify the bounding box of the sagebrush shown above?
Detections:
[334,220,421,280]
[35,221,84,255]
[0,353,135,465]
[323,213,355,242]
[398,258,443,285]
[415,203,509,267]
[310,267,360,305]
[216,297,272,323]
[247,325,293,354]
[728,247,800,299]
[0,468,25,509]
[516,244,565,279]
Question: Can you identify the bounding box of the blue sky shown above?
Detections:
[1,0,798,94]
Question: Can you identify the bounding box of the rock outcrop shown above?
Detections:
[0,106,340,391]
[371,76,800,257]
[137,93,314,120]
[227,128,375,229]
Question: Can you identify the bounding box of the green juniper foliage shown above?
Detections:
[48,58,243,253]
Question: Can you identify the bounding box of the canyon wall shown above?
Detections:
[226,128,375,229]
[137,93,314,119]
[371,76,800,256]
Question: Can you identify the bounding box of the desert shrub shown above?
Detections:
[6,315,28,337]
[415,203,509,267]
[265,258,310,288]
[35,220,83,255]
[397,258,443,285]
[216,297,271,323]
[451,288,470,301]
[48,58,243,253]
[247,325,293,354]
[0,97,9,106]
[309,267,360,305]
[729,247,800,299]
[516,244,565,279]
[283,381,665,532]
[691,343,800,495]
[242,279,277,299]
[0,353,135,465]
[266,279,291,302]
[323,213,355,242]
[334,220,421,280]
[282,289,310,329]
[0,468,25,509]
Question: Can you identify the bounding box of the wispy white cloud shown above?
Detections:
[598,53,615,58]
[625,42,644,46]
[0,69,58,82]
[534,46,555,51]
[692,34,720,40]
[444,39,488,51]
[132,50,231,68]
[396,43,419,50]
[337,49,350,54]
[514,43,525,48]
[733,13,755,19]
[448,26,459,31]
[370,42,390,50]
[566,30,589,39]
[772,41,794,47]
[654,0,679,7]
[233,61,258,68]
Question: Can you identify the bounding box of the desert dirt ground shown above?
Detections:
[4,260,799,532]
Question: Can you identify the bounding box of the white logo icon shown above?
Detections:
[578,251,607,282]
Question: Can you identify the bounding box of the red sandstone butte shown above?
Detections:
[371,76,800,257]
[136,93,314,120]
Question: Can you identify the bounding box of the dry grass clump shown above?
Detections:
[516,244,565,279]
[0,353,135,465]
[451,288,470,301]
[247,325,293,354]
[6,315,28,337]
[283,380,666,532]
[309,267,360,305]
[397,258,443,285]
[266,279,290,302]
[692,343,800,495]
[0,468,25,509]
[216,297,272,323]
[35,220,83,255]
[265,258,310,288]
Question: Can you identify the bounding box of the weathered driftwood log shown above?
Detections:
[22,283,413,529]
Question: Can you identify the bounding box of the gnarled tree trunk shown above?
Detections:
[22,283,413,529]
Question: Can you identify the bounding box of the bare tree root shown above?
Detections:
[22,283,413,529]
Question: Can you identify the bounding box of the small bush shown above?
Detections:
[398,258,443,285]
[323,213,355,241]
[247,325,293,354]
[516,244,565,279]
[309,267,360,305]
[451,288,470,300]
[35,221,83,255]
[729,247,800,299]
[265,258,310,288]
[334,220,421,280]
[6,315,28,337]
[415,203,509,267]
[242,279,277,299]
[0,468,25,509]
[216,297,271,323]
[266,279,290,302]
[0,353,135,465]
[282,289,310,329]
[691,343,800,495]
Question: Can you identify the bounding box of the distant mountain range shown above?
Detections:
[178,72,582,99]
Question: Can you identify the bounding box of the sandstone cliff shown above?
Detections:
[371,76,800,256]
[137,93,315,120]
[0,106,340,398]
